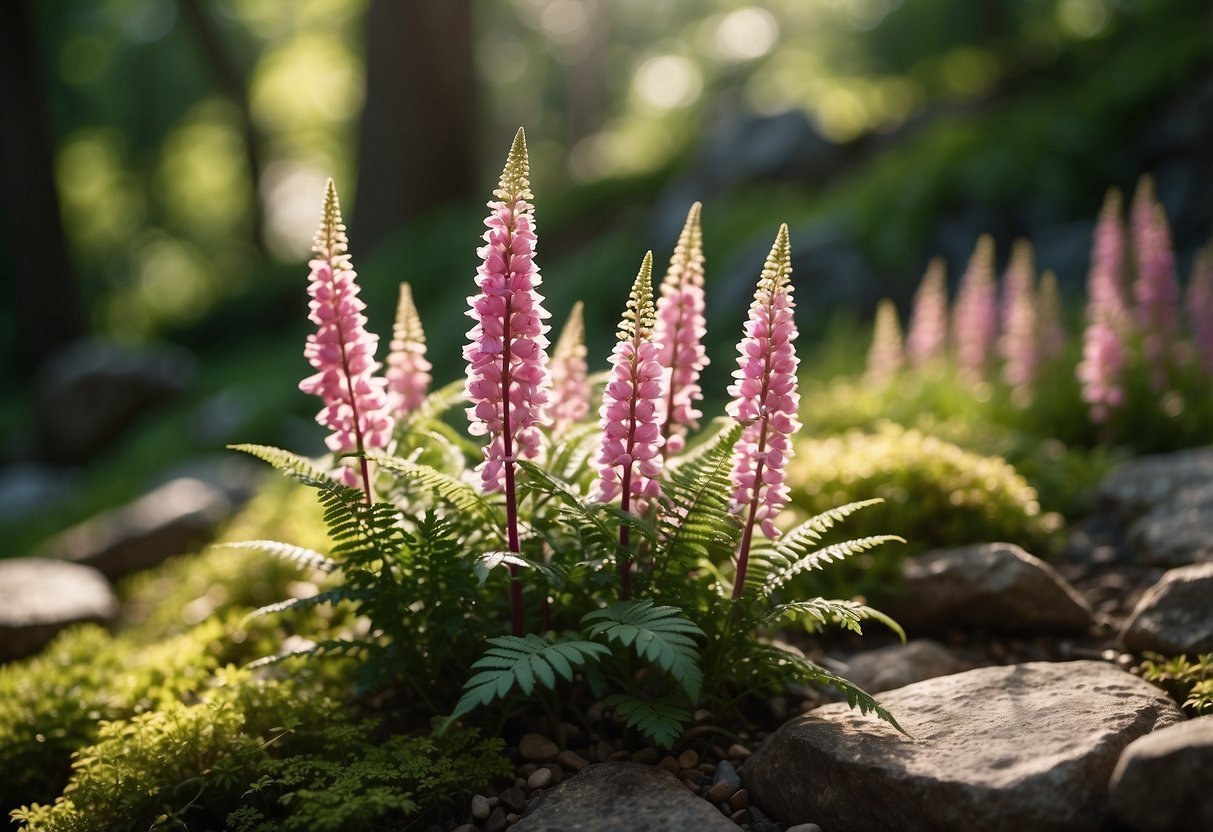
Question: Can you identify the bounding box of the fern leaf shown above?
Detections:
[517,461,616,547]
[602,694,690,748]
[762,535,905,596]
[215,540,338,573]
[764,598,905,641]
[582,600,704,702]
[398,378,466,430]
[229,443,338,487]
[547,422,603,482]
[370,455,499,536]
[241,589,356,625]
[473,550,567,587]
[449,635,609,721]
[245,638,370,669]
[757,644,907,735]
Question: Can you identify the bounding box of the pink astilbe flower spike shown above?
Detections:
[1131,177,1180,389]
[906,257,948,368]
[1036,270,1067,364]
[386,281,432,418]
[299,179,394,497]
[1186,246,1213,377]
[464,127,552,495]
[865,299,904,385]
[999,239,1038,396]
[593,252,664,598]
[549,300,590,432]
[728,225,798,600]
[951,234,999,382]
[1078,189,1129,424]
[654,201,709,456]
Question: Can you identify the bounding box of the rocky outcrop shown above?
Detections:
[744,661,1182,832]
[1120,562,1213,654]
[0,557,118,661]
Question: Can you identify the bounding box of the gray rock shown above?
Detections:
[1120,562,1213,655]
[1098,447,1213,518]
[840,640,970,694]
[512,763,738,832]
[0,557,118,661]
[1128,482,1213,566]
[743,661,1182,832]
[36,338,195,464]
[42,477,233,579]
[713,759,741,792]
[887,543,1093,633]
[1109,717,1213,832]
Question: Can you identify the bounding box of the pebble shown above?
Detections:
[659,755,681,774]
[518,762,537,777]
[470,794,490,820]
[786,825,823,832]
[713,760,742,792]
[527,767,553,790]
[730,788,749,811]
[730,809,748,824]
[631,746,660,764]
[678,749,699,769]
[727,743,752,760]
[608,750,630,762]
[483,807,507,832]
[557,750,589,771]
[594,739,614,761]
[452,826,476,832]
[519,732,559,762]
[693,708,712,722]
[680,769,703,787]
[705,780,734,804]
[499,785,527,812]
[505,813,520,824]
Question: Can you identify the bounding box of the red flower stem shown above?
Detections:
[501,272,525,637]
[732,416,769,601]
[619,465,633,600]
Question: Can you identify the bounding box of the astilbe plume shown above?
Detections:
[865,299,904,385]
[1078,189,1129,423]
[1036,270,1067,364]
[299,179,394,495]
[905,257,948,368]
[385,281,432,418]
[654,202,709,456]
[1130,177,1180,389]
[548,300,590,432]
[998,239,1038,395]
[463,128,551,635]
[1186,246,1213,377]
[727,225,798,600]
[593,252,665,597]
[951,234,998,381]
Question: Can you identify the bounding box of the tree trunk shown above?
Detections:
[353,0,477,255]
[0,0,85,375]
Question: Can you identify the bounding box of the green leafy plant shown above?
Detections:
[1138,652,1213,716]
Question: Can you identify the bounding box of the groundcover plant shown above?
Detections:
[230,127,905,748]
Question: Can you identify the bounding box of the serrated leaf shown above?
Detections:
[762,535,905,596]
[758,645,907,735]
[602,694,690,748]
[215,540,338,573]
[764,598,905,641]
[582,600,704,702]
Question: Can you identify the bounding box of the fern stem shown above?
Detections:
[501,293,525,637]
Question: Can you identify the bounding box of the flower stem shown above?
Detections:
[619,465,632,600]
[332,265,373,505]
[501,288,525,636]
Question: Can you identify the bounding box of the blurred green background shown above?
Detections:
[1,0,1210,555]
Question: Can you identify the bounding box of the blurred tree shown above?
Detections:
[1,0,85,375]
[354,0,476,253]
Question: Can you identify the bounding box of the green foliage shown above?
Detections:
[602,695,691,749]
[1138,653,1213,717]
[582,601,704,702]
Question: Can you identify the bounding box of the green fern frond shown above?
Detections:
[582,600,703,702]
[241,589,357,625]
[245,638,370,670]
[517,461,616,548]
[448,635,609,722]
[763,598,905,641]
[756,645,906,735]
[215,540,338,573]
[371,455,497,524]
[398,378,466,432]
[761,535,904,596]
[602,694,691,748]
[230,443,339,488]
[547,422,602,482]
[473,550,567,588]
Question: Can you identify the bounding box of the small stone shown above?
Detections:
[1109,718,1213,831]
[1120,562,1213,654]
[785,825,823,832]
[713,759,742,792]
[680,770,703,787]
[705,780,734,804]
[487,796,499,808]
[518,732,559,762]
[727,743,751,761]
[607,749,630,762]
[730,809,748,824]
[631,746,660,764]
[594,739,613,761]
[470,794,490,820]
[499,785,526,812]
[557,750,589,771]
[505,813,520,824]
[517,762,537,777]
[693,708,712,722]
[527,767,553,790]
[452,825,476,832]
[730,788,749,811]
[482,807,507,832]
[677,749,699,770]
[0,558,119,661]
[659,755,681,773]
[548,764,564,785]
[558,721,585,744]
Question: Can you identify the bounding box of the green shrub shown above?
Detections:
[1138,652,1213,717]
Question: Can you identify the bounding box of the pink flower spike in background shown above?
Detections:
[1078,189,1129,424]
[654,201,709,456]
[951,234,998,382]
[1130,177,1180,389]
[1036,270,1067,365]
[906,256,948,368]
[386,281,432,418]
[865,299,904,385]
[593,251,665,598]
[999,239,1038,397]
[727,224,798,600]
[549,300,591,432]
[299,179,394,498]
[1186,246,1213,378]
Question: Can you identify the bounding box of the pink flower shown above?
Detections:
[593,252,665,513]
[1130,177,1179,388]
[386,281,432,417]
[299,180,394,492]
[1078,189,1129,423]
[865,299,904,385]
[654,202,709,455]
[549,301,590,431]
[951,235,998,381]
[727,224,799,558]
[999,239,1038,394]
[906,257,948,368]
[1036,270,1067,364]
[1186,246,1213,377]
[463,128,552,494]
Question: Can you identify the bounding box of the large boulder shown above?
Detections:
[1127,481,1213,567]
[1108,717,1213,832]
[1119,562,1213,655]
[744,661,1182,832]
[886,543,1092,633]
[839,640,969,694]
[0,557,118,661]
[511,762,738,832]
